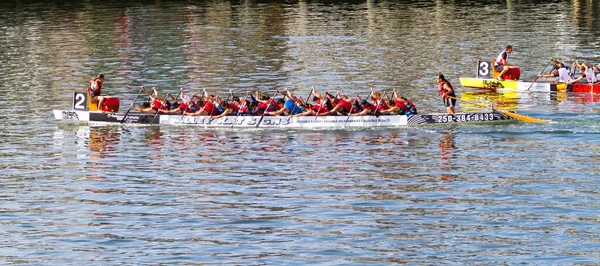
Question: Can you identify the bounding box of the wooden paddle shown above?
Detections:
[120,86,145,123]
[526,60,553,91]
[446,95,546,123]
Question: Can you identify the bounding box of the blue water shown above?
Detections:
[2,0,600,264]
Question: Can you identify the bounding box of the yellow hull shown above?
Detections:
[459,78,566,92]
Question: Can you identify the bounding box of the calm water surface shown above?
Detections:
[2,0,600,264]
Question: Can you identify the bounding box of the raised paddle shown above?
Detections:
[526,60,553,91]
[180,88,197,119]
[312,86,330,121]
[446,95,546,123]
[151,90,181,124]
[343,91,372,127]
[255,90,279,128]
[120,86,145,123]
[373,90,386,117]
[287,87,312,122]
[206,89,230,122]
[231,93,250,128]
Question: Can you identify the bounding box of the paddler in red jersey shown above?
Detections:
[232,94,251,115]
[131,86,170,113]
[180,88,224,116]
[183,97,219,116]
[380,88,417,115]
[494,45,518,81]
[370,87,389,112]
[158,89,201,115]
[292,96,329,116]
[212,90,250,118]
[437,73,456,114]
[253,91,279,115]
[314,90,356,116]
[350,99,377,116]
[88,74,106,111]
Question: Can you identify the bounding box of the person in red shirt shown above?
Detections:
[131,86,169,113]
[88,74,106,110]
[292,96,329,116]
[158,91,200,115]
[350,99,377,116]
[254,91,279,115]
[316,91,356,116]
[380,88,417,115]
[232,94,251,115]
[370,87,389,111]
[184,99,221,116]
[437,74,456,114]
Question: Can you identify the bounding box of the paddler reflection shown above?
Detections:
[438,132,457,181]
[88,128,121,180]
[144,128,166,160]
[89,128,120,158]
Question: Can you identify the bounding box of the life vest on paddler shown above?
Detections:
[406,99,417,114]
[375,98,389,111]
[88,78,103,97]
[203,101,222,116]
[235,102,250,114]
[180,100,200,113]
[439,81,455,96]
[151,99,168,111]
[263,99,281,113]
[335,99,354,115]
[395,98,417,115]
[359,100,376,115]
[311,102,329,114]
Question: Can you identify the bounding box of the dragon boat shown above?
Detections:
[458,60,599,93]
[53,91,517,128]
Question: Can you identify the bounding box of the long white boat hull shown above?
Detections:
[53,110,515,128]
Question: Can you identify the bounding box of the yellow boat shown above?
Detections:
[459,60,567,92]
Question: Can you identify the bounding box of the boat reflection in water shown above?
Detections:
[438,132,456,182]
[459,90,520,111]
[89,128,121,159]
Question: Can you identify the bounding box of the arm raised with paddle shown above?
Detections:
[120,86,145,123]
[526,59,553,91]
[255,90,280,128]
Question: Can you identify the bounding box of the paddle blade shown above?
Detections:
[498,110,546,123]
